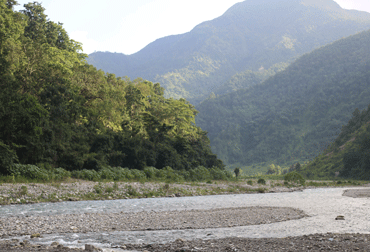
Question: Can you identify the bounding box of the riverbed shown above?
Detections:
[1,187,370,250]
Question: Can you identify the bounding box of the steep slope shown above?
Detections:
[88,0,370,104]
[300,105,370,179]
[195,29,370,171]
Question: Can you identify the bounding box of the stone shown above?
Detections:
[85,244,103,251]
[30,233,41,238]
[51,242,59,247]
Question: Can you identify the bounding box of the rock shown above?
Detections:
[85,244,103,251]
[20,240,30,246]
[30,233,41,238]
[51,241,59,247]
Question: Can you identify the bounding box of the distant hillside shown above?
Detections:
[195,29,370,172]
[87,0,370,104]
[300,105,370,180]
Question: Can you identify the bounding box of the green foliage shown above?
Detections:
[209,167,232,180]
[19,185,28,196]
[0,2,225,178]
[93,184,102,194]
[50,168,71,181]
[196,29,370,171]
[266,164,283,175]
[8,164,49,181]
[284,172,305,185]
[233,167,240,178]
[257,178,266,185]
[0,140,18,174]
[72,169,100,181]
[301,105,370,180]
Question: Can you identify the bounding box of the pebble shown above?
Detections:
[0,207,306,237]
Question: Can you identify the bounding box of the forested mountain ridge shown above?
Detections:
[88,0,370,104]
[196,28,370,172]
[0,1,224,174]
[300,105,370,179]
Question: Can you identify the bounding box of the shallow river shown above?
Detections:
[1,187,370,250]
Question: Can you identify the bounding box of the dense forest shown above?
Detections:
[0,1,224,177]
[196,28,370,173]
[299,105,370,180]
[88,0,370,105]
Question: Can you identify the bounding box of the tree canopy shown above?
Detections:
[0,1,224,174]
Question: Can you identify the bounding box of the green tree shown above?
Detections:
[234,167,240,178]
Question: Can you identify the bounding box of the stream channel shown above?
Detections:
[1,187,370,250]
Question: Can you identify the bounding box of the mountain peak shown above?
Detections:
[300,0,342,10]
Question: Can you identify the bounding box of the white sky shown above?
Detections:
[14,0,370,55]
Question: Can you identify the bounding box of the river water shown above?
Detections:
[1,187,370,250]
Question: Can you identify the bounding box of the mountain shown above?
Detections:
[195,29,370,172]
[299,105,370,179]
[87,0,370,104]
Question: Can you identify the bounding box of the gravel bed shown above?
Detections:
[343,188,370,198]
[125,233,370,251]
[0,206,306,237]
[1,233,370,251]
[0,181,302,205]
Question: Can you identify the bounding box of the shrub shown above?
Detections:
[257,188,266,193]
[99,167,115,180]
[210,167,232,180]
[156,166,184,182]
[189,166,211,181]
[110,167,133,180]
[284,171,305,185]
[105,186,114,193]
[144,167,158,179]
[130,169,146,180]
[72,169,100,181]
[94,184,103,194]
[49,168,71,180]
[257,178,266,185]
[247,180,253,185]
[8,164,49,181]
[19,185,28,196]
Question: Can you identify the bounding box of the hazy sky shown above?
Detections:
[14,0,370,55]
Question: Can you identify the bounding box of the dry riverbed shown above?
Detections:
[2,233,370,251]
[0,180,303,205]
[0,206,306,237]
[1,182,370,252]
